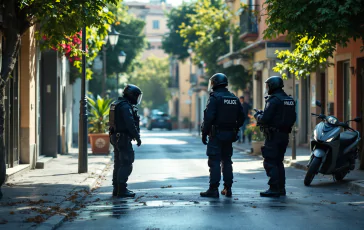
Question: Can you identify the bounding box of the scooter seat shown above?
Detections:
[340,131,358,147]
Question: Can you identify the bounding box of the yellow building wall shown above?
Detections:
[20,26,37,165]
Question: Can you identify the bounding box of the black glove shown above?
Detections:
[253,109,263,119]
[136,138,142,147]
[202,134,208,145]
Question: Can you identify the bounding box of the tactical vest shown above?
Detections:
[109,98,128,133]
[213,91,239,129]
[270,93,296,129]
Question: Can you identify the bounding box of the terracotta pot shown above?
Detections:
[89,133,110,154]
[251,141,264,155]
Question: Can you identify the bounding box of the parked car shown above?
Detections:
[147,112,172,131]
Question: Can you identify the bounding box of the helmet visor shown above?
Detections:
[208,80,213,92]
[137,93,143,105]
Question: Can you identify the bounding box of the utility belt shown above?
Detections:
[259,126,291,140]
[210,125,238,137]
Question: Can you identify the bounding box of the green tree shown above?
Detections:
[88,3,146,97]
[264,0,364,48]
[179,0,250,90]
[273,36,335,79]
[0,0,118,198]
[129,57,170,111]
[264,0,364,79]
[162,2,198,60]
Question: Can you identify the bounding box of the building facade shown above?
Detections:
[4,25,75,180]
[126,0,172,60]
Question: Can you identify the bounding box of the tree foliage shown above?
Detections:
[274,36,335,79]
[162,2,198,60]
[178,0,250,90]
[264,0,364,78]
[129,57,170,111]
[264,0,364,47]
[104,4,146,76]
[1,0,118,81]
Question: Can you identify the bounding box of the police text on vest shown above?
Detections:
[284,101,294,106]
[224,99,237,105]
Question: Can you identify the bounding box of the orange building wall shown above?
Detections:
[335,39,364,130]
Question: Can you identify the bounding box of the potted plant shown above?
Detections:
[87,95,113,154]
[182,117,190,129]
[245,123,265,155]
[171,116,178,129]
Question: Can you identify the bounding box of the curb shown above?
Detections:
[30,157,113,230]
[233,144,364,195]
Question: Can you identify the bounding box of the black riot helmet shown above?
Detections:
[123,84,143,105]
[208,73,228,91]
[265,76,284,95]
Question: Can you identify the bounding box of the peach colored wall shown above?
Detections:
[20,27,37,165]
[335,39,364,130]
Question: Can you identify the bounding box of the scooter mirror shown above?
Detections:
[315,100,322,107]
[354,117,362,122]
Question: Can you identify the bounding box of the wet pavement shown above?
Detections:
[60,130,364,230]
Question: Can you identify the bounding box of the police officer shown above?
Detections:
[254,76,296,197]
[109,84,143,198]
[200,73,245,198]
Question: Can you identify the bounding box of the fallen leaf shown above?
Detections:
[331,202,337,204]
[161,185,173,189]
[234,198,239,200]
[9,211,14,215]
[252,206,257,208]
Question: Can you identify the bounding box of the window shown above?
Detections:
[152,20,160,29]
[343,62,351,121]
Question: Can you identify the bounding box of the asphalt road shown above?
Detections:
[60,130,364,230]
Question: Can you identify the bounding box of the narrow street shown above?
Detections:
[58,130,364,230]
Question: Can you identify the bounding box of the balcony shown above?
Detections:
[239,9,258,42]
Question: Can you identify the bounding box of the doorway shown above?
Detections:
[357,58,364,169]
[4,61,20,168]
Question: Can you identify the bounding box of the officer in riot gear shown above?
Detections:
[109,84,142,198]
[254,76,296,197]
[200,73,245,198]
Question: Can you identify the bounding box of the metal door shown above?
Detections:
[4,61,20,168]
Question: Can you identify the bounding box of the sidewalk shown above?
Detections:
[0,146,112,229]
[233,142,364,195]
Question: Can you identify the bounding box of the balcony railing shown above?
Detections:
[239,9,258,40]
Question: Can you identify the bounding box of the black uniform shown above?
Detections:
[256,89,296,190]
[109,97,140,195]
[202,88,245,189]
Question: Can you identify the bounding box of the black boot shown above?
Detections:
[117,185,135,198]
[200,185,219,198]
[279,186,286,196]
[221,185,232,197]
[112,186,118,196]
[260,185,280,197]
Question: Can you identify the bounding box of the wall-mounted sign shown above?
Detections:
[266,42,291,59]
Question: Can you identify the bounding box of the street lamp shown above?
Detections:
[78,26,88,173]
[117,51,127,94]
[102,27,121,97]
[108,27,120,49]
[188,47,193,132]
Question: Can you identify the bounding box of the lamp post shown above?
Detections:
[188,47,193,132]
[102,27,120,97]
[78,26,88,173]
[117,51,126,93]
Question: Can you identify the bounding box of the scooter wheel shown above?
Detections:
[304,157,321,186]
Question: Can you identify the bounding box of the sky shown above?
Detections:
[124,0,190,7]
